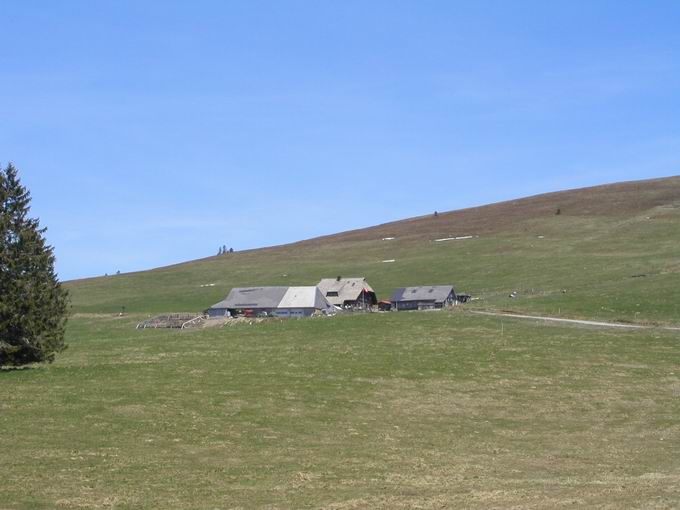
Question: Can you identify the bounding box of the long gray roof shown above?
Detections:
[210,286,333,310]
[210,287,288,309]
[317,277,375,306]
[390,285,454,303]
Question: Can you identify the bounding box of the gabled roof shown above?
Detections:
[209,286,333,310]
[210,286,288,309]
[390,285,455,304]
[278,286,333,310]
[317,277,376,306]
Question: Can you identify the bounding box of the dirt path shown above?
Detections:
[469,310,680,332]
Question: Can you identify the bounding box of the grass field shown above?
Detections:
[2,312,680,508]
[2,177,680,508]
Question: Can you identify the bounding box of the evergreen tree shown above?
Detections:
[0,163,69,366]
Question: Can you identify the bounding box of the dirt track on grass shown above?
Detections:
[470,310,680,332]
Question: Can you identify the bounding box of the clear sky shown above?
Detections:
[2,1,679,280]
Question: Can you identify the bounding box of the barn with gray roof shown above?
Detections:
[389,285,456,311]
[317,277,377,310]
[208,286,334,318]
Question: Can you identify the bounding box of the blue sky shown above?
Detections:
[2,1,679,280]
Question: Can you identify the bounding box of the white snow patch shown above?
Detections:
[382,237,395,241]
[382,259,396,263]
[434,235,474,242]
[200,283,216,287]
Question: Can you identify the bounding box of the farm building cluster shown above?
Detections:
[206,277,462,319]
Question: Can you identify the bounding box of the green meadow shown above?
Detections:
[2,177,680,508]
[3,312,680,508]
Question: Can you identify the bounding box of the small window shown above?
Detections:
[428,289,434,293]
[326,291,339,297]
[411,289,417,294]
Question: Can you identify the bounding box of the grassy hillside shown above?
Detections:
[67,176,680,324]
[3,176,680,509]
